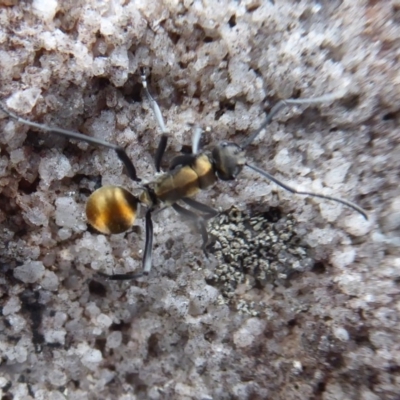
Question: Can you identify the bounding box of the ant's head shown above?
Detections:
[212,141,246,180]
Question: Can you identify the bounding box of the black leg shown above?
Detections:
[0,102,141,182]
[169,154,196,170]
[154,133,168,172]
[99,209,154,281]
[97,271,145,281]
[181,197,219,219]
[172,203,209,255]
[142,209,154,274]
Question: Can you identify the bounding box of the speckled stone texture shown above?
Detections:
[0,0,399,399]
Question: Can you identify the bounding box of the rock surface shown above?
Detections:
[0,1,399,399]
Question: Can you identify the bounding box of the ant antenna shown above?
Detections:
[245,162,368,220]
[241,90,346,149]
[0,101,140,182]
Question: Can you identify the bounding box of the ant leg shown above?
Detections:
[181,197,219,220]
[172,203,209,255]
[191,126,202,155]
[0,102,140,182]
[141,73,169,172]
[169,154,196,170]
[142,209,154,274]
[241,90,347,149]
[97,271,145,280]
[99,209,154,280]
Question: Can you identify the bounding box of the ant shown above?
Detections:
[0,74,368,280]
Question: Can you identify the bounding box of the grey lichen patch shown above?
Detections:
[208,206,312,315]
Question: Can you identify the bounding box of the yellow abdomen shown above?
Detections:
[86,186,139,234]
